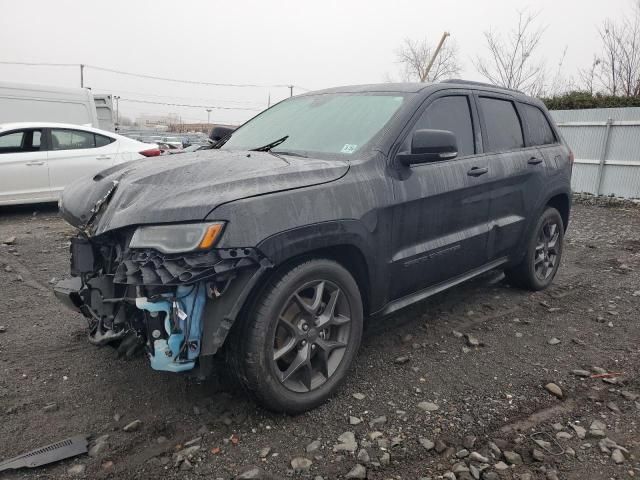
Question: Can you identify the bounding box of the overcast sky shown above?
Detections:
[0,0,629,125]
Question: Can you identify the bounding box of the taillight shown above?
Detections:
[568,149,574,168]
[139,148,161,158]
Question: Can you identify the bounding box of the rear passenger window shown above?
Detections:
[478,97,524,152]
[51,129,96,150]
[522,103,556,146]
[409,95,475,156]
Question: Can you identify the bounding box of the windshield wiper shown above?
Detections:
[251,135,289,152]
[271,150,308,158]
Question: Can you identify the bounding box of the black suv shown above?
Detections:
[55,80,572,413]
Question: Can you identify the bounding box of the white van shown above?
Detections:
[93,94,115,132]
[0,81,100,128]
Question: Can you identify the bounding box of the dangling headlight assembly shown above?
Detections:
[129,222,225,254]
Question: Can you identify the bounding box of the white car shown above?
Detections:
[0,122,160,206]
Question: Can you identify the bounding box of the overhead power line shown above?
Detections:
[0,60,309,90]
[119,97,263,111]
[86,64,295,88]
[0,60,78,67]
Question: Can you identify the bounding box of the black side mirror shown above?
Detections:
[209,126,236,142]
[397,129,458,166]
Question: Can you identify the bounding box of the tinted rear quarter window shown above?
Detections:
[478,97,524,152]
[95,134,115,147]
[410,95,475,156]
[521,103,556,146]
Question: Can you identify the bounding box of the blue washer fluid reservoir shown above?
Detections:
[135,283,206,372]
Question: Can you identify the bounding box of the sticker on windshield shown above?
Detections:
[341,144,358,154]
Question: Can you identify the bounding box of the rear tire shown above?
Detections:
[505,207,564,291]
[231,258,363,414]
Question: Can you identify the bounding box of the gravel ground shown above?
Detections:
[0,202,639,480]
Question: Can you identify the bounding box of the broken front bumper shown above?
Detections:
[54,237,272,373]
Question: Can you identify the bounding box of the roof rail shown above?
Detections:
[441,79,524,94]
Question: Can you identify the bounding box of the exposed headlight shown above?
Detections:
[129,222,225,254]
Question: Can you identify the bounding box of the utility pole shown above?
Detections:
[206,109,212,124]
[80,64,85,88]
[288,85,294,97]
[423,32,450,81]
[114,95,120,126]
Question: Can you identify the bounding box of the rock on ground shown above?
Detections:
[345,464,367,479]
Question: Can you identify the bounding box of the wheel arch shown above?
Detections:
[508,188,571,268]
[255,221,379,317]
[545,192,571,231]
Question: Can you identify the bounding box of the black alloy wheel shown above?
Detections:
[272,280,351,393]
[505,206,565,291]
[534,219,561,281]
[231,258,363,413]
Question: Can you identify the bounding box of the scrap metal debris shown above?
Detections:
[530,431,564,456]
[0,435,87,472]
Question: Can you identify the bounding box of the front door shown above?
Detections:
[389,92,493,300]
[0,128,50,204]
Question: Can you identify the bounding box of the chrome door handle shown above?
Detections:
[26,161,45,166]
[528,157,543,165]
[467,166,488,177]
[96,155,112,160]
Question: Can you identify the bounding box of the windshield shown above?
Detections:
[221,93,406,156]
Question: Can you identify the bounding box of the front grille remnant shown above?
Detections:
[113,247,260,285]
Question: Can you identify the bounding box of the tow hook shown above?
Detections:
[135,283,206,373]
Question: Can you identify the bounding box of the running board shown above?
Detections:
[375,258,508,317]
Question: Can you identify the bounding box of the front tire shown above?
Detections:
[233,258,363,413]
[506,207,565,290]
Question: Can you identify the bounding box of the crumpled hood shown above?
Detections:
[59,149,349,236]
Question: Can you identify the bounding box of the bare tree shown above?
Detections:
[395,37,460,82]
[118,115,133,127]
[578,56,602,95]
[597,20,624,95]
[590,1,640,96]
[473,10,546,94]
[616,1,640,96]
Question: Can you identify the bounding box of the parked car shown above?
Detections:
[0,122,160,205]
[170,143,209,154]
[54,80,572,413]
[155,141,181,154]
[160,136,184,149]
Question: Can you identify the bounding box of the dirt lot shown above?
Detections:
[0,202,639,480]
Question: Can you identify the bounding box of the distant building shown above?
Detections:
[136,113,182,130]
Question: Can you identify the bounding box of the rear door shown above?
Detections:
[47,128,119,197]
[520,102,565,178]
[0,128,50,204]
[475,93,545,260]
[389,91,493,300]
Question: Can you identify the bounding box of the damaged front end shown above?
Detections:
[54,229,271,374]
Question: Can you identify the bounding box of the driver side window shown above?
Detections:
[404,95,475,157]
